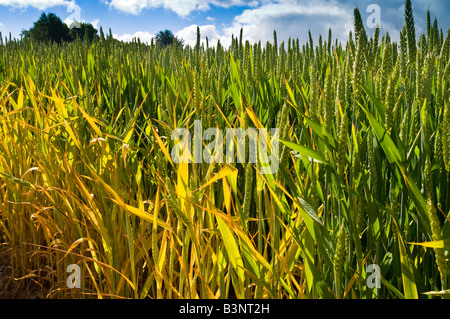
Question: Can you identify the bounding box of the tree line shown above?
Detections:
[17,12,183,47]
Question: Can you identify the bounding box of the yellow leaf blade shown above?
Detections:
[151,124,174,168]
[199,165,237,191]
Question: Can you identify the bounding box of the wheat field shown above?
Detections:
[0,0,449,299]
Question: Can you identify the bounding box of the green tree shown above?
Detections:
[69,22,99,42]
[21,12,72,43]
[155,29,184,47]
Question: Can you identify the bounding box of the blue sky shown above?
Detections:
[0,0,448,47]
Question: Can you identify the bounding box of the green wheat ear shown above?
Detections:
[164,177,193,232]
[334,223,346,298]
[353,7,368,59]
[405,0,417,64]
[337,107,348,187]
[367,131,377,197]
[427,190,447,286]
[443,102,450,173]
[242,161,253,232]
[352,33,364,101]
[385,62,399,135]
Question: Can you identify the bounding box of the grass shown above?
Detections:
[0,0,449,299]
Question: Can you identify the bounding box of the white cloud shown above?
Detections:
[167,1,354,49]
[0,0,74,10]
[114,25,226,47]
[104,0,261,17]
[103,0,403,46]
[102,0,450,50]
[176,24,226,47]
[105,0,210,17]
[113,31,155,43]
[216,0,353,46]
[90,19,100,29]
[0,0,85,29]
[239,0,353,42]
[165,0,357,48]
[0,22,3,27]
[210,0,260,9]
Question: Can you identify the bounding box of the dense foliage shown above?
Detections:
[0,1,449,299]
[20,12,98,43]
[154,29,184,47]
